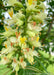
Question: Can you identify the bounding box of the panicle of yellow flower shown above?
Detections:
[36,36,39,42]
[5,27,9,31]
[8,8,13,17]
[28,0,33,5]
[20,37,26,43]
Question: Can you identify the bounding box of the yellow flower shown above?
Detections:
[28,0,33,5]
[20,37,26,43]
[28,57,34,64]
[36,36,39,42]
[5,44,7,48]
[5,27,9,31]
[8,8,13,17]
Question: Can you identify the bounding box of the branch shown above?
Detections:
[42,14,54,43]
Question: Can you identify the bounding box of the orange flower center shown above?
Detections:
[33,22,36,26]
[4,57,7,60]
[26,48,29,52]
[11,42,14,47]
[20,58,24,62]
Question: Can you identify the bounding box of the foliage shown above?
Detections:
[0,0,5,50]
[0,0,5,29]
[40,0,54,55]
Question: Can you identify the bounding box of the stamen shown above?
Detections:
[11,42,14,47]
[32,46,35,51]
[5,44,7,48]
[15,32,18,39]
[4,57,7,60]
[13,58,17,63]
[20,58,24,62]
[26,48,29,52]
[33,22,36,26]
